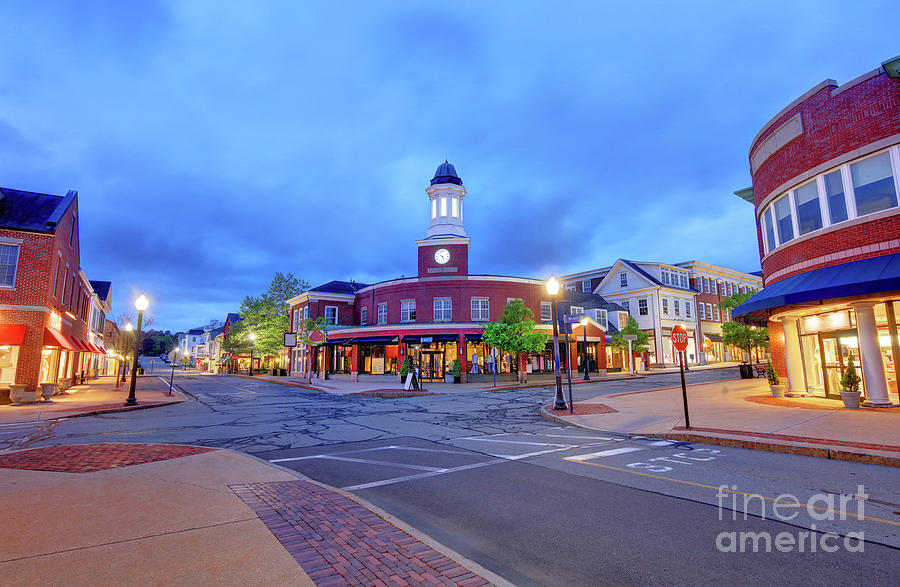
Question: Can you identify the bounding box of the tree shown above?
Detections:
[223,272,309,367]
[608,315,650,372]
[481,300,549,383]
[721,321,760,363]
[297,316,327,382]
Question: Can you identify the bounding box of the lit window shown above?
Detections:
[540,302,552,322]
[619,272,627,287]
[638,299,648,316]
[451,197,459,218]
[662,298,669,315]
[324,306,338,325]
[401,300,416,322]
[774,193,794,243]
[440,197,448,216]
[685,302,691,319]
[851,151,897,216]
[824,170,847,224]
[377,303,387,325]
[794,180,823,235]
[471,297,489,321]
[674,300,680,317]
[431,199,437,220]
[434,298,452,321]
[0,244,20,287]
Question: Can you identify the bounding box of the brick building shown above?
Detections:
[286,162,618,383]
[734,56,900,407]
[0,187,110,402]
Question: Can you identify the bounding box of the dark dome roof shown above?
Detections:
[430,160,462,186]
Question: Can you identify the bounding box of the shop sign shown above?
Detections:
[283,332,297,347]
[421,337,433,343]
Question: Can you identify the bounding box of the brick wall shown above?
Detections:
[417,243,469,277]
[767,319,788,382]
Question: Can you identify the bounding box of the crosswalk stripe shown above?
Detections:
[566,447,644,461]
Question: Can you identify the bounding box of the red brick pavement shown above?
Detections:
[231,481,493,586]
[545,403,617,415]
[0,443,213,473]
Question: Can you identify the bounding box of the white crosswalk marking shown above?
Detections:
[566,447,644,461]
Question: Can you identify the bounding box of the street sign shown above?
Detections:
[284,333,297,347]
[622,334,637,341]
[563,314,582,324]
[671,325,689,352]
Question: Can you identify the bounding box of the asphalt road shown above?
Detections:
[10,371,899,585]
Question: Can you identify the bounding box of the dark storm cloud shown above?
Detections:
[0,0,896,330]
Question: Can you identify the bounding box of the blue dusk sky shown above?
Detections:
[1,1,896,332]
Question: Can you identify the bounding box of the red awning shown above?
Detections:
[43,328,77,350]
[0,324,26,345]
[74,339,91,352]
[85,341,103,353]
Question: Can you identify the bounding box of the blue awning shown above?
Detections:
[733,253,900,317]
[352,336,399,344]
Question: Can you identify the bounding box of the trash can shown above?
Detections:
[138,367,145,375]
[738,364,753,379]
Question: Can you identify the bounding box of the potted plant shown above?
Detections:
[399,355,412,384]
[451,358,462,384]
[839,356,862,409]
[766,361,784,398]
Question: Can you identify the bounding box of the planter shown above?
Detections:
[839,390,861,409]
[10,384,36,405]
[738,364,754,379]
[58,377,72,390]
[769,384,785,398]
[453,375,461,384]
[0,387,10,405]
[40,383,57,403]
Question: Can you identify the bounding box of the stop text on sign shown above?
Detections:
[671,325,689,352]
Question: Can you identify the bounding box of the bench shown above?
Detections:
[754,364,767,377]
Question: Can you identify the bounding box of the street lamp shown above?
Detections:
[546,276,567,410]
[125,294,149,406]
[248,333,256,376]
[580,316,590,381]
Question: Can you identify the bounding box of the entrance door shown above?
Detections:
[420,351,444,382]
[819,331,862,399]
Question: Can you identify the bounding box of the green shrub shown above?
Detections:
[451,358,462,378]
[840,357,861,392]
[400,355,412,378]
[766,361,778,385]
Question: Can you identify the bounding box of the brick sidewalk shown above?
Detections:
[232,481,493,586]
[0,443,212,473]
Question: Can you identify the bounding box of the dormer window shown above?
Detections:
[619,272,627,287]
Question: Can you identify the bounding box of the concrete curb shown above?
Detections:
[480,374,641,392]
[235,448,513,587]
[230,374,326,392]
[538,406,900,468]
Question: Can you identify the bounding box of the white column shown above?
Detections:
[851,302,892,407]
[781,317,806,397]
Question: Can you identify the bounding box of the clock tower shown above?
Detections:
[417,160,470,277]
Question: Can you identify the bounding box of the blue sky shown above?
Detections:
[1,1,897,331]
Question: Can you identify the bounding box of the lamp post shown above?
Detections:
[168,347,177,396]
[248,333,256,376]
[546,276,567,411]
[121,323,133,383]
[125,294,148,406]
[580,316,590,381]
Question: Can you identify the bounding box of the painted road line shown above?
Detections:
[455,438,574,448]
[649,440,680,446]
[497,447,579,460]
[342,459,506,491]
[538,434,619,441]
[271,454,446,472]
[566,447,644,461]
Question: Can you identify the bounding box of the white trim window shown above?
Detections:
[377,303,387,325]
[638,298,648,316]
[706,303,713,320]
[581,279,591,293]
[303,306,309,320]
[324,306,338,325]
[699,303,706,320]
[714,305,720,321]
[674,300,680,317]
[0,243,20,287]
[703,277,710,293]
[401,300,416,322]
[596,309,608,326]
[685,302,691,319]
[434,298,452,322]
[540,301,552,322]
[566,284,576,292]
[662,298,669,316]
[360,307,367,325]
[711,280,717,295]
[622,301,630,315]
[471,297,490,321]
[619,272,628,287]
[569,305,584,316]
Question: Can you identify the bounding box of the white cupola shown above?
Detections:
[425,159,467,239]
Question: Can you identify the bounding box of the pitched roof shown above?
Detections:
[309,280,369,295]
[89,280,111,301]
[226,312,241,324]
[560,291,625,312]
[0,187,75,232]
[621,259,699,293]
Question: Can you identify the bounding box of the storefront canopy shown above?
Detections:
[43,328,77,350]
[401,334,460,343]
[353,336,399,344]
[704,333,723,342]
[734,253,900,319]
[326,337,354,345]
[464,333,483,341]
[0,324,26,345]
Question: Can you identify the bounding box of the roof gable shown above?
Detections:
[595,259,658,293]
[0,187,75,232]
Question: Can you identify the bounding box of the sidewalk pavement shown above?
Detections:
[0,443,504,586]
[0,376,186,425]
[542,378,900,467]
[235,372,642,396]
[639,361,743,375]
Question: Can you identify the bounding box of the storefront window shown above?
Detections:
[850,151,897,216]
[0,345,19,384]
[824,170,848,224]
[794,180,823,235]
[774,193,794,243]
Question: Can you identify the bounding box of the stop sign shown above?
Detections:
[671,325,689,352]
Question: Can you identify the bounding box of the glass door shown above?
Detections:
[420,351,444,382]
[820,330,863,399]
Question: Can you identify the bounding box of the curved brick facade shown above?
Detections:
[749,68,900,286]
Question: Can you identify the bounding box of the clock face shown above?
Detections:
[434,248,450,264]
